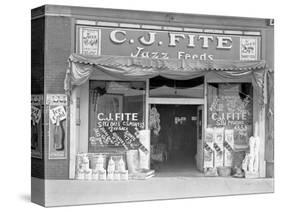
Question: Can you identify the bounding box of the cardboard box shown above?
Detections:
[204,128,214,168]
[213,128,224,167]
[224,129,234,167]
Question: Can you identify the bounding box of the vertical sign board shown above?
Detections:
[46,94,68,159]
[31,95,44,159]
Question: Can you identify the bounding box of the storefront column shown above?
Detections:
[69,87,81,179]
[203,77,207,135]
[253,89,266,178]
[145,79,149,130]
[257,107,266,178]
[78,82,89,153]
[144,79,151,169]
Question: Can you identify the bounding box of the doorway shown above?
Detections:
[150,104,204,177]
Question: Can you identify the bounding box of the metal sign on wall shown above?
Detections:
[76,25,260,61]
[46,94,68,160]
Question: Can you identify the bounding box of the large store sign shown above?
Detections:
[77,26,260,61]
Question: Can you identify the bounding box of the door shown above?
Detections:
[153,105,197,161]
[196,105,204,171]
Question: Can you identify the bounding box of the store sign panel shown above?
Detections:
[76,26,260,61]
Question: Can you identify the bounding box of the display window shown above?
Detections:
[207,83,253,149]
[75,80,151,181]
[88,80,146,152]
[205,83,253,175]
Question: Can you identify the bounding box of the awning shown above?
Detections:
[64,53,268,104]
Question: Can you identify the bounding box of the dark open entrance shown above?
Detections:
[150,104,203,177]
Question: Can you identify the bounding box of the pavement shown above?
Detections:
[32,176,274,207]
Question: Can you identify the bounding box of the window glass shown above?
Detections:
[207,83,253,150]
[89,81,146,153]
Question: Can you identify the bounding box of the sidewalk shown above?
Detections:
[32,176,274,207]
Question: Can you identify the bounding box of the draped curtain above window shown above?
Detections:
[64,53,269,105]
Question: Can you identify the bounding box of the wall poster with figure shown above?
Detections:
[47,94,68,159]
[31,95,44,159]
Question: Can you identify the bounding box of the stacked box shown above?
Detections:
[204,128,214,168]
[224,129,234,167]
[213,128,224,167]
[75,153,90,180]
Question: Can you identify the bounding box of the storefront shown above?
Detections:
[63,22,271,180]
[31,5,274,206]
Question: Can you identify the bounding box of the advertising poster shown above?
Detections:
[240,37,258,61]
[78,27,101,56]
[47,94,68,159]
[31,95,44,159]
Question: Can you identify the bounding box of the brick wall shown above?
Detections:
[43,16,72,179]
[31,17,45,178]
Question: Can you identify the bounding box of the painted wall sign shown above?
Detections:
[47,94,68,159]
[76,25,260,61]
[89,112,146,152]
[31,95,44,159]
